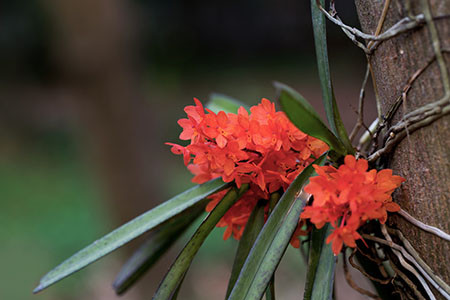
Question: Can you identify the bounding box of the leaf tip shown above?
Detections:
[272,81,291,95]
[112,282,125,296]
[272,80,282,89]
[112,272,130,295]
[33,284,44,294]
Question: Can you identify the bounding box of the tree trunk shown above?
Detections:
[354,0,449,298]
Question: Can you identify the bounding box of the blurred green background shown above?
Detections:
[0,0,377,299]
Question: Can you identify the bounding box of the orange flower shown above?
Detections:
[326,222,362,255]
[300,155,405,255]
[167,98,328,241]
[177,98,206,143]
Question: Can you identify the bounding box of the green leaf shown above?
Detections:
[112,201,206,295]
[275,82,346,155]
[207,93,249,114]
[311,0,354,153]
[33,178,229,294]
[228,154,327,300]
[265,193,279,300]
[303,224,336,300]
[265,277,276,300]
[226,199,267,298]
[153,184,249,300]
[170,271,187,300]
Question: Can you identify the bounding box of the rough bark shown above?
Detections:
[354,0,450,298]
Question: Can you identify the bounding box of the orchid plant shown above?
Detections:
[33,1,406,299]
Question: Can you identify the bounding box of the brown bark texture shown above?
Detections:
[355,0,450,296]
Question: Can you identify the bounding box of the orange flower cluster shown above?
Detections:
[300,155,405,254]
[167,98,328,240]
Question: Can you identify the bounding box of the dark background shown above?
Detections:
[0,0,376,299]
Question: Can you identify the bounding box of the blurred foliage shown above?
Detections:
[0,0,50,81]
[0,131,108,300]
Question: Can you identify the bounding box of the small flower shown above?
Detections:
[326,221,362,255]
[300,155,405,255]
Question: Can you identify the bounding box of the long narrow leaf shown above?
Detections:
[170,271,186,300]
[303,224,336,300]
[113,201,206,295]
[33,178,229,293]
[303,226,327,300]
[264,193,280,300]
[276,82,346,155]
[207,93,249,114]
[226,199,267,298]
[266,277,276,300]
[311,0,354,153]
[153,184,249,300]
[228,154,327,300]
